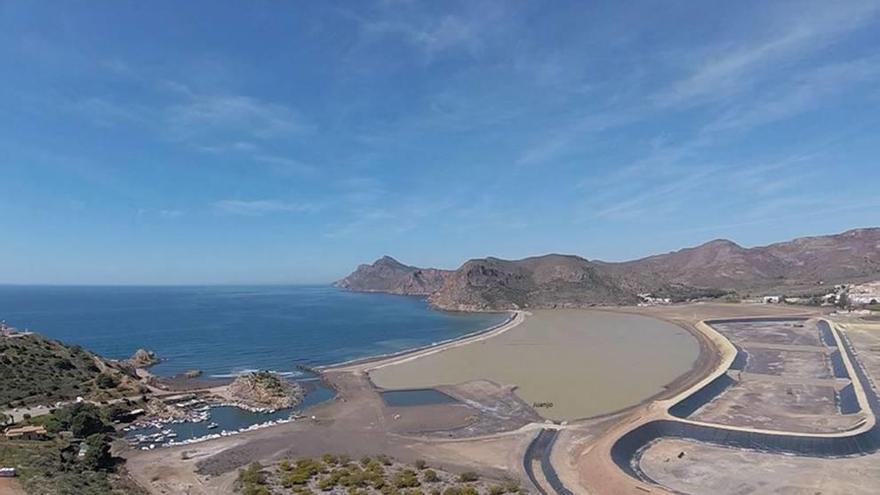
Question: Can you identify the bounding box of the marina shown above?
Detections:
[125,378,336,448]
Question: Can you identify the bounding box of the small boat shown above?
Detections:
[206,422,219,429]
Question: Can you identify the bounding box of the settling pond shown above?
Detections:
[369,309,700,421]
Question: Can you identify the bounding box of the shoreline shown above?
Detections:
[324,310,522,373]
[117,310,517,448]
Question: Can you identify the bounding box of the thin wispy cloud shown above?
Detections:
[213,199,324,216]
[195,141,259,154]
[136,208,185,219]
[586,167,719,221]
[167,94,311,142]
[65,70,318,179]
[362,15,481,58]
[69,96,151,127]
[252,155,318,176]
[704,54,880,133]
[655,1,880,107]
[344,1,511,63]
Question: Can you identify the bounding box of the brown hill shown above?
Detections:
[334,256,452,295]
[427,254,637,310]
[612,227,880,292]
[337,227,880,310]
[607,238,786,291]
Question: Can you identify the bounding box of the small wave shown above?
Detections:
[210,369,305,379]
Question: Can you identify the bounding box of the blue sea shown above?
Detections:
[0,285,506,377]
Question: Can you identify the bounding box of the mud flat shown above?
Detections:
[369,309,700,421]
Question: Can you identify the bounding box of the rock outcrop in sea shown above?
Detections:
[128,348,160,368]
[227,371,303,410]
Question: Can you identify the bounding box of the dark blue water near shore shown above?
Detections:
[0,285,506,377]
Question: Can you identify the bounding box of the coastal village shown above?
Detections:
[0,331,313,493]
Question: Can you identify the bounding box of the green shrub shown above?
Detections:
[394,469,420,488]
[281,458,323,487]
[243,486,272,495]
[317,476,336,491]
[96,373,119,389]
[239,462,267,485]
[443,487,477,495]
[81,433,114,471]
[458,472,479,483]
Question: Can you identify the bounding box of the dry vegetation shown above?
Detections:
[236,454,524,495]
[0,334,143,408]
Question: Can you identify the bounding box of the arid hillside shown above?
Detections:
[0,333,144,407]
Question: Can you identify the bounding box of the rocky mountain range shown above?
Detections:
[336,228,880,311]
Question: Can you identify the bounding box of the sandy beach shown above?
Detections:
[368,309,701,421]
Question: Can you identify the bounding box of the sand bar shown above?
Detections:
[369,309,700,421]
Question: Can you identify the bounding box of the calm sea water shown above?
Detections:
[0,285,506,377]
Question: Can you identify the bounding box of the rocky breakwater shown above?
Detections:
[227,371,304,410]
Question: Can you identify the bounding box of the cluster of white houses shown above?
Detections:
[760,281,880,307]
[847,281,880,305]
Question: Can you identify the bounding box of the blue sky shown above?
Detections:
[2,1,879,284]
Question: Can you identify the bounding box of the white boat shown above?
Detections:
[206,422,219,429]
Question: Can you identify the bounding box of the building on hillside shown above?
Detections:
[637,293,671,306]
[0,321,31,338]
[77,441,90,459]
[4,425,48,441]
[849,282,880,305]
